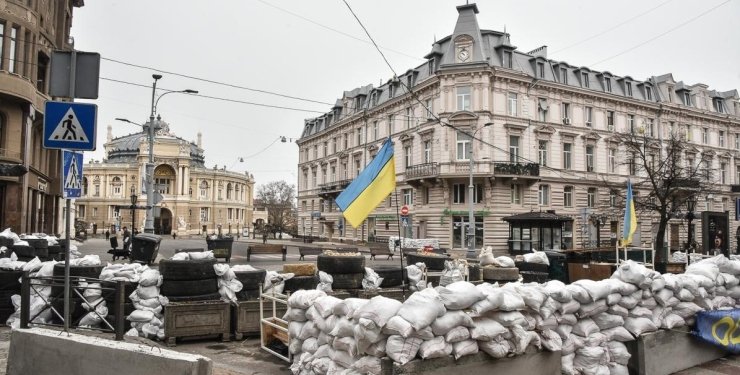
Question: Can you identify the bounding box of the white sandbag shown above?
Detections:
[396,289,444,331]
[573,346,606,375]
[557,313,577,326]
[362,267,383,291]
[556,324,573,340]
[578,299,609,319]
[490,311,526,327]
[350,356,381,375]
[430,310,474,336]
[584,332,608,347]
[566,284,593,304]
[218,285,236,304]
[592,312,624,330]
[662,314,686,329]
[444,326,470,343]
[539,297,562,319]
[499,288,526,311]
[479,338,511,359]
[540,329,562,352]
[515,284,547,311]
[289,321,305,339]
[562,353,577,375]
[617,295,638,309]
[673,302,703,319]
[361,339,387,357]
[355,320,385,344]
[606,293,621,306]
[624,317,658,336]
[522,250,549,265]
[298,320,320,340]
[469,317,507,341]
[452,339,478,359]
[608,341,631,365]
[314,296,342,319]
[385,335,422,365]
[493,256,515,268]
[418,336,452,359]
[479,246,495,266]
[437,281,484,310]
[654,288,674,307]
[333,298,368,317]
[601,326,634,342]
[354,296,403,329]
[329,348,355,368]
[410,326,434,340]
[317,271,333,293]
[188,251,214,260]
[302,337,319,354]
[138,269,161,287]
[330,317,354,338]
[560,299,581,315]
[536,315,558,331]
[686,262,720,281]
[469,287,505,315]
[288,289,327,309]
[544,280,572,303]
[510,325,539,354]
[382,316,414,338]
[127,310,154,322]
[574,279,612,301]
[572,318,600,336]
[332,336,357,356]
[611,260,650,285]
[561,336,576,355]
[609,363,629,375]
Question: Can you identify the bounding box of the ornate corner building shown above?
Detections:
[296,3,740,255]
[75,118,255,236]
[0,0,84,234]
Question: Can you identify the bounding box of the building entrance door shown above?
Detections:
[155,208,172,235]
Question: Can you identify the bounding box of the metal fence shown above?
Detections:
[19,273,127,340]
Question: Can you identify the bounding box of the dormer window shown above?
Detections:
[502,50,512,69]
[604,77,612,92]
[683,91,692,106]
[581,72,589,88]
[388,84,395,99]
[428,58,435,75]
[713,98,725,113]
[645,86,653,101]
[625,82,632,97]
[537,62,545,78]
[560,67,568,84]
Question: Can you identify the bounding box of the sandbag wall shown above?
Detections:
[287,256,740,375]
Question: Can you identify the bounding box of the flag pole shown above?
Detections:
[394,188,406,300]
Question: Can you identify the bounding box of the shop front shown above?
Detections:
[503,211,574,255]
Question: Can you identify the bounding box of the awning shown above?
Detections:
[502,211,573,224]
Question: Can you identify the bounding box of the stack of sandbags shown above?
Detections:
[214,263,243,304]
[126,268,166,340]
[5,259,58,328]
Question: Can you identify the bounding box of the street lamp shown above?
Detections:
[686,195,697,264]
[130,185,138,235]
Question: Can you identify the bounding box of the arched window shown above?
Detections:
[82,177,88,196]
[234,184,240,201]
[154,165,176,195]
[111,176,122,197]
[226,183,233,200]
[199,180,209,199]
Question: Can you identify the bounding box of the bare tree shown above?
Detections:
[610,129,711,270]
[256,180,297,237]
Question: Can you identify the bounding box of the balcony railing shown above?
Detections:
[493,162,540,177]
[319,179,352,194]
[405,162,438,179]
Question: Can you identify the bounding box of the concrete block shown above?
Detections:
[625,328,727,375]
[6,328,212,375]
[380,349,561,375]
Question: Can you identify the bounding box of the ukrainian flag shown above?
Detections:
[336,138,396,228]
[622,180,637,246]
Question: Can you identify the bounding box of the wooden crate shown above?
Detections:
[164,300,230,347]
[233,300,287,340]
[568,262,615,282]
[261,317,289,346]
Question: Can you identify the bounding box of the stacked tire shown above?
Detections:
[0,269,23,322]
[405,253,448,271]
[24,239,49,261]
[47,244,63,261]
[11,245,35,262]
[372,265,405,288]
[234,268,266,300]
[316,254,365,290]
[515,261,549,284]
[104,281,138,331]
[50,263,105,323]
[481,267,520,284]
[159,259,219,302]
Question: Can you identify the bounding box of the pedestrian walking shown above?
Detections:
[122,227,131,252]
[105,230,110,240]
[262,232,268,244]
[172,231,177,240]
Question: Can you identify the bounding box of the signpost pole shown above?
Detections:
[63,51,77,334]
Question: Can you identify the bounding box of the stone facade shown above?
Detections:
[0,0,84,234]
[75,118,255,236]
[296,3,740,256]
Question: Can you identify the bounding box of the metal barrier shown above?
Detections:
[260,287,291,363]
[19,272,127,340]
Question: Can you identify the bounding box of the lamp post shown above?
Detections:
[130,185,138,235]
[117,76,198,234]
[686,196,697,264]
[465,122,493,259]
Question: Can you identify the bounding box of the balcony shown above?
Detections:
[492,162,540,183]
[318,179,352,199]
[405,163,439,187]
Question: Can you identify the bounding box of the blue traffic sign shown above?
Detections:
[62,150,83,199]
[43,101,97,151]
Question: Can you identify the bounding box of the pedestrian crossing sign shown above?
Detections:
[43,101,97,151]
[62,150,83,199]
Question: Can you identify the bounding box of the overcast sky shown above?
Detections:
[71,0,740,191]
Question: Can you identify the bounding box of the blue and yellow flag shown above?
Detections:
[621,180,637,246]
[336,138,396,228]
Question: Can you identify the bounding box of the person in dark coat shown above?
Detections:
[262,232,268,244]
[122,227,131,251]
[105,230,110,240]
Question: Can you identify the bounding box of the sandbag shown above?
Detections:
[469,317,507,341]
[624,317,658,336]
[479,338,511,359]
[418,336,452,359]
[444,326,470,343]
[397,288,445,331]
[431,310,475,336]
[354,296,403,329]
[385,335,422,365]
[288,289,327,309]
[437,281,484,310]
[452,339,478,360]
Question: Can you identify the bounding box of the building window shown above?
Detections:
[507,93,518,116]
[703,160,711,181]
[628,115,635,134]
[509,135,520,162]
[355,159,361,177]
[199,181,209,199]
[645,86,653,101]
[94,185,100,197]
[423,141,431,163]
[563,143,572,170]
[683,92,692,106]
[331,138,337,153]
[582,72,589,88]
[372,121,378,141]
[720,162,727,184]
[736,165,740,184]
[686,125,692,141]
[0,24,4,70]
[563,186,573,207]
[321,169,327,185]
[453,183,466,204]
[155,178,171,194]
[604,77,612,92]
[452,216,483,249]
[587,188,597,208]
[646,118,654,137]
[722,198,728,212]
[404,146,412,168]
[425,98,433,119]
[93,207,98,218]
[356,128,363,146]
[503,50,512,68]
[538,184,550,205]
[302,172,308,189]
[511,184,522,204]
[610,190,617,207]
[456,131,471,160]
[200,207,209,222]
[609,149,616,173]
[387,115,394,136]
[537,62,545,78]
[9,26,18,73]
[402,188,413,205]
[626,82,633,97]
[323,142,328,157]
[586,146,594,172]
[405,107,412,129]
[560,67,568,84]
[585,106,593,127]
[714,99,725,113]
[473,184,484,204]
[702,128,709,144]
[561,102,570,121]
[457,86,471,111]
[78,205,86,218]
[313,145,318,159]
[607,111,615,131]
[538,140,548,167]
[312,170,317,187]
[330,166,336,182]
[421,186,430,205]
